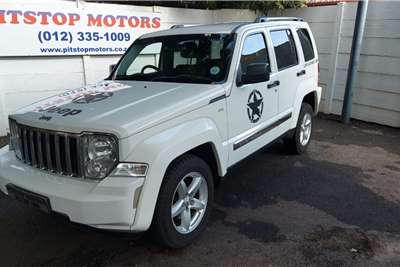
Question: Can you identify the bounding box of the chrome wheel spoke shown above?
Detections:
[191,198,206,210]
[181,208,191,231]
[177,180,188,198]
[171,199,185,218]
[188,176,202,197]
[306,127,311,137]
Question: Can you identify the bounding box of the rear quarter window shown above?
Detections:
[270,29,298,71]
[297,28,315,62]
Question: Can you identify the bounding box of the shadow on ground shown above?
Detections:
[0,117,399,266]
[215,141,400,234]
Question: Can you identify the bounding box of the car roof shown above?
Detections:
[141,22,245,38]
[140,19,309,39]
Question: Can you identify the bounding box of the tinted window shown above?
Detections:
[115,34,235,84]
[297,28,315,61]
[240,33,269,73]
[270,29,298,70]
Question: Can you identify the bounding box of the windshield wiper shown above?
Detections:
[151,74,213,83]
[114,75,136,80]
[114,74,150,81]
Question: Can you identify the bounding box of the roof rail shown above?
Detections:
[254,16,304,23]
[170,24,199,29]
[170,24,185,29]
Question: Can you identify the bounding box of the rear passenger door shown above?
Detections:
[268,27,303,115]
[296,27,319,92]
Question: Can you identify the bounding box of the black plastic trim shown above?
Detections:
[209,94,226,104]
[6,184,52,213]
[233,112,292,150]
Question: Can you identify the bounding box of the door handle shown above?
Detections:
[267,80,280,89]
[297,70,306,77]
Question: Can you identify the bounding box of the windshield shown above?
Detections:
[113,33,235,84]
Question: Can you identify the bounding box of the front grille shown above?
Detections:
[10,120,82,177]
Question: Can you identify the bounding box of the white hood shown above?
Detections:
[10,81,225,138]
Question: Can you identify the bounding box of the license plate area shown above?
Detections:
[6,184,51,213]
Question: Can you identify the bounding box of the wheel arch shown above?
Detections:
[167,142,223,187]
[291,80,320,129]
[302,91,318,114]
[129,118,226,231]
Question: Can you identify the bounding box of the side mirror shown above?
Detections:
[109,64,117,75]
[237,63,270,86]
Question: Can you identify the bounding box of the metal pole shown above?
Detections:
[341,0,369,124]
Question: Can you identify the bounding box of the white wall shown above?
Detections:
[272,2,400,127]
[0,0,256,135]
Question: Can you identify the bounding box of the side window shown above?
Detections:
[297,28,315,62]
[270,29,298,70]
[240,33,269,73]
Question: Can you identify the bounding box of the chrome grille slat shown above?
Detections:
[12,122,80,177]
[36,131,44,168]
[45,132,53,171]
[55,135,62,174]
[76,137,83,177]
[17,126,23,159]
[65,136,72,174]
[22,128,29,164]
[29,130,37,166]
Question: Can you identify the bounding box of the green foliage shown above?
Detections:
[248,1,308,15]
[121,1,308,13]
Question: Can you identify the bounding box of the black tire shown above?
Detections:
[150,154,214,248]
[286,103,314,154]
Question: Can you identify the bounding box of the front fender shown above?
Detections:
[126,117,226,231]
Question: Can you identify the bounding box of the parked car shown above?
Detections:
[1,17,321,248]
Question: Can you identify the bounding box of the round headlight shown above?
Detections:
[82,134,118,179]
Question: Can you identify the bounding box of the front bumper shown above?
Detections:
[0,146,144,231]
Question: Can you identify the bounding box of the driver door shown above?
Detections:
[227,30,279,165]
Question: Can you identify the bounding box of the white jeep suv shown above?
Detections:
[1,17,321,248]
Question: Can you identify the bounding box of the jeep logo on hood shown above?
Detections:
[72,92,114,104]
[14,81,130,117]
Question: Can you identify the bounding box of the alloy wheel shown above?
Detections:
[300,112,312,146]
[171,172,208,234]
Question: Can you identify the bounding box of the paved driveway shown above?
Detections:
[1,117,400,266]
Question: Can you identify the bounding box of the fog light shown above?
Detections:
[111,163,148,177]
